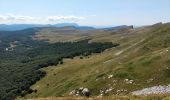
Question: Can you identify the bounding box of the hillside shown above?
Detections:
[0,28,116,100]
[20,23,170,99]
[0,23,77,31]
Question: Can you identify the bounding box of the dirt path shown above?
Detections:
[115,39,145,56]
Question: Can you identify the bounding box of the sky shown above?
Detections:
[0,0,170,26]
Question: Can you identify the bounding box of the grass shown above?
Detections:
[34,27,99,43]
[21,23,170,99]
[18,94,170,100]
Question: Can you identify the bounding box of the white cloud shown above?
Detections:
[48,15,85,20]
[0,14,85,24]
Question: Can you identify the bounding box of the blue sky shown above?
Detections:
[0,0,170,26]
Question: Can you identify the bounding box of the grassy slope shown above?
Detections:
[19,94,170,100]
[33,27,104,43]
[23,23,170,99]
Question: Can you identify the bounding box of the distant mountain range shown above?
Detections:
[0,23,136,31]
[103,25,133,31]
[0,23,95,31]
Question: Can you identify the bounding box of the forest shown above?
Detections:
[0,28,118,100]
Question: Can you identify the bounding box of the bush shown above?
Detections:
[114,71,132,79]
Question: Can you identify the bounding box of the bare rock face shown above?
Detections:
[151,22,163,27]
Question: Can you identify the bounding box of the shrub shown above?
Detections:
[114,71,132,79]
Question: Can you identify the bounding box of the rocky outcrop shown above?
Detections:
[132,85,170,95]
[82,88,90,97]
[69,87,90,97]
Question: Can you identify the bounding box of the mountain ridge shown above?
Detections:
[0,23,95,31]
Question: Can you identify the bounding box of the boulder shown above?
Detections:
[82,88,90,97]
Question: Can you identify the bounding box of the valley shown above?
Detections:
[0,28,116,100]
[1,0,170,100]
[0,23,170,100]
[18,23,170,99]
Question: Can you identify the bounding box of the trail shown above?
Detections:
[115,39,145,56]
[103,39,145,64]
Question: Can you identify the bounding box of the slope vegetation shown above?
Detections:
[22,23,170,99]
[0,28,115,100]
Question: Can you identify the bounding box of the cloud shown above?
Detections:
[0,14,85,24]
[48,15,85,21]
